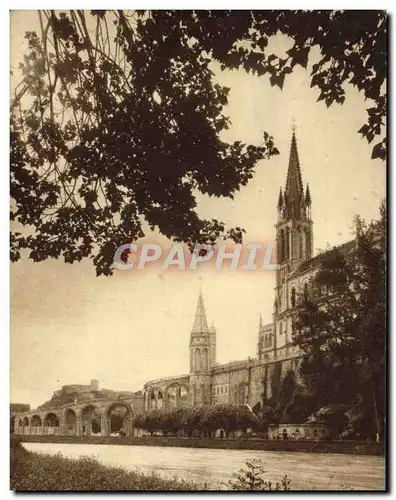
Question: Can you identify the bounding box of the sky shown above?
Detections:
[10,11,386,410]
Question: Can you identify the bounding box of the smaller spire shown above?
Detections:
[191,290,209,333]
[259,313,263,329]
[277,188,283,209]
[305,183,311,206]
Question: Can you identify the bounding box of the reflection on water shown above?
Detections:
[23,442,385,491]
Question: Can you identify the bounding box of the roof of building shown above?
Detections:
[295,239,356,275]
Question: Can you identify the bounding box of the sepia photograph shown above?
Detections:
[10,9,386,491]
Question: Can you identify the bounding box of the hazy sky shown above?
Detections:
[10,11,385,409]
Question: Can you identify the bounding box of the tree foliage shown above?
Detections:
[133,404,257,437]
[293,201,386,439]
[11,11,386,275]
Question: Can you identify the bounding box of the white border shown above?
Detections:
[3,4,392,499]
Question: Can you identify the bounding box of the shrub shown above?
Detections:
[10,435,23,450]
[229,459,291,491]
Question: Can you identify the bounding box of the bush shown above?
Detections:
[229,459,291,491]
[10,435,23,450]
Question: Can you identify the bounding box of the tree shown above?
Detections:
[199,404,257,437]
[11,11,386,275]
[278,370,297,413]
[284,392,317,423]
[133,410,164,435]
[314,404,349,439]
[293,202,386,440]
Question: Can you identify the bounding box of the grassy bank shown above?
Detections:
[18,434,384,455]
[10,438,203,491]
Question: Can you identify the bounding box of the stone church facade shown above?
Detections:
[143,131,352,413]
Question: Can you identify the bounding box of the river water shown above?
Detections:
[23,442,385,491]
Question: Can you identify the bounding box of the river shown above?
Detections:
[23,442,385,491]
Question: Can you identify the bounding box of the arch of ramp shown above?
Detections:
[105,402,133,437]
[31,415,42,427]
[165,383,185,410]
[157,391,163,409]
[43,412,60,436]
[179,384,188,400]
[81,404,101,436]
[30,414,42,435]
[64,408,77,436]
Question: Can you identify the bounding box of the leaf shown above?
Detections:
[269,73,285,90]
[371,140,386,160]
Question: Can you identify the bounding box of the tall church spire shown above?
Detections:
[276,128,314,268]
[285,131,303,199]
[191,290,209,333]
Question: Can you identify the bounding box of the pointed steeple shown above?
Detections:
[285,131,303,199]
[277,188,283,209]
[305,183,311,206]
[259,313,263,329]
[191,290,209,333]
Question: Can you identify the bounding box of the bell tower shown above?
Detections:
[276,129,313,281]
[274,128,314,355]
[189,291,213,405]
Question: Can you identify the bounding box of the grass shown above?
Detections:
[10,437,204,491]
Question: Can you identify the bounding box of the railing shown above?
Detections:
[143,374,189,388]
[212,360,250,374]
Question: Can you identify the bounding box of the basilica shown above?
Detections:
[13,130,357,437]
[142,130,350,413]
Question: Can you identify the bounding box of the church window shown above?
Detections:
[285,228,290,260]
[306,229,311,258]
[280,229,285,262]
[291,288,296,307]
[298,227,303,259]
[195,349,201,372]
[203,348,208,371]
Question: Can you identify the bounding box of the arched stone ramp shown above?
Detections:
[105,402,133,437]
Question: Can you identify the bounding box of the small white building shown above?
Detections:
[268,423,330,441]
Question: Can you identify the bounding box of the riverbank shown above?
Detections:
[11,440,202,491]
[18,434,384,456]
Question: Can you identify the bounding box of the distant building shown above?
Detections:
[11,403,30,415]
[268,423,330,441]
